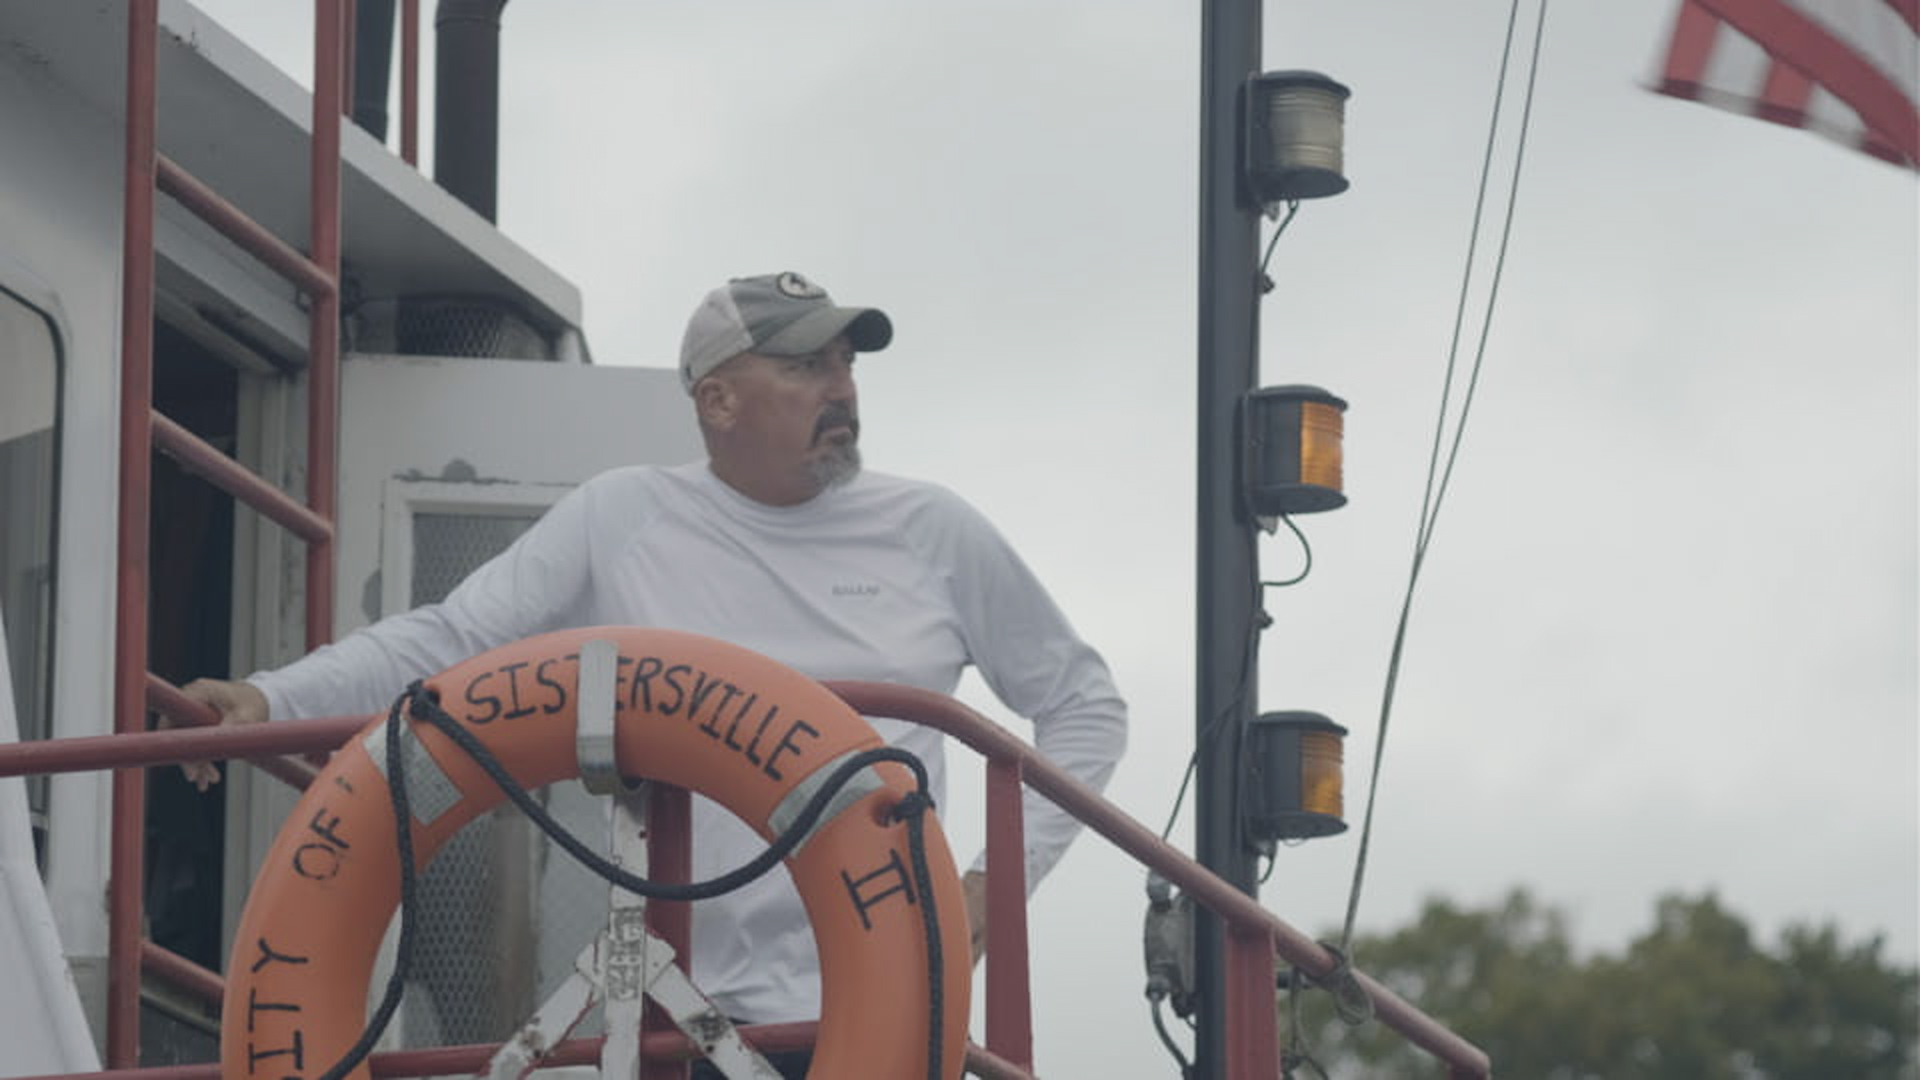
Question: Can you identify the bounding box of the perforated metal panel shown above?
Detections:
[410,513,535,605]
[398,509,610,1045]
[347,297,552,360]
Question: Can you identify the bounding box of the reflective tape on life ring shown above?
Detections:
[220,626,971,1080]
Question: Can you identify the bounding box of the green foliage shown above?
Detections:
[1281,889,1918,1079]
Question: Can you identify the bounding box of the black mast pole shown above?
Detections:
[1194,0,1263,1076]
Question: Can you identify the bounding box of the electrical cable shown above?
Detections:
[1158,522,1263,844]
[1158,185,1314,849]
[1155,195,1310,849]
[1147,527,1267,1078]
[1159,754,1197,843]
[1338,0,1551,954]
[1261,513,1314,589]
[1280,964,1332,1079]
[315,681,948,1080]
[1258,199,1303,286]
[1149,996,1195,1078]
[1157,512,1309,864]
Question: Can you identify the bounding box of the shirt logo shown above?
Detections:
[832,583,880,597]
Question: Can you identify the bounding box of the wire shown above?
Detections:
[1160,511,1308,843]
[1151,157,1306,854]
[1261,513,1314,589]
[1258,199,1303,287]
[1338,0,1550,953]
[1159,522,1263,843]
[1159,755,1197,843]
[1150,996,1196,1078]
[1157,172,1311,849]
[1280,965,1332,1079]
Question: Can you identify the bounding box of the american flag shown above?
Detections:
[1655,0,1919,169]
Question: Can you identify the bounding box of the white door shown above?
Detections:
[231,353,701,1048]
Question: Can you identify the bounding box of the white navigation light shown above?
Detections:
[1247,70,1352,204]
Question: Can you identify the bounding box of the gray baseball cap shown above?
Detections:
[678,271,893,392]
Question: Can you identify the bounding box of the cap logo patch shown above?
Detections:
[776,272,827,300]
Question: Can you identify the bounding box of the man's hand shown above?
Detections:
[962,869,988,967]
[172,678,269,791]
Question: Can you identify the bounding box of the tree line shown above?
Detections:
[1280,888,1917,1079]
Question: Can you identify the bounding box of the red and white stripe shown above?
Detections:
[1656,0,1919,168]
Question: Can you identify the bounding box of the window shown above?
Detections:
[0,288,61,862]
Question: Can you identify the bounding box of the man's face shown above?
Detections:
[722,333,861,495]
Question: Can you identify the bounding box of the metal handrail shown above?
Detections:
[154,156,336,300]
[149,416,334,545]
[827,681,1494,1080]
[143,674,320,789]
[2,680,1489,1078]
[138,943,223,1011]
[15,1027,1036,1080]
[0,714,363,781]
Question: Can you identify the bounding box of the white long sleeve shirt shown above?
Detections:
[252,461,1127,1022]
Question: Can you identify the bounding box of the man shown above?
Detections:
[185,271,1128,1077]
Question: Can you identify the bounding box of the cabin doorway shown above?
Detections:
[141,320,238,1062]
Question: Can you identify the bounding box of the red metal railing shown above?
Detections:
[830,683,1494,1080]
[0,1024,1031,1080]
[2,682,1491,1079]
[109,0,352,1066]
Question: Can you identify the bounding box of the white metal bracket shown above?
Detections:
[483,783,780,1080]
[575,638,621,796]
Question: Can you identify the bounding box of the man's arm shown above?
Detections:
[933,490,1130,892]
[173,475,607,785]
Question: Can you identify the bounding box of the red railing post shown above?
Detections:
[643,784,693,1080]
[1223,925,1280,1080]
[108,1,160,1066]
[983,758,1034,1069]
[307,0,345,654]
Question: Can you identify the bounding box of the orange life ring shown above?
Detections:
[220,626,970,1079]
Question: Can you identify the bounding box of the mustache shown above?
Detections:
[813,405,860,442]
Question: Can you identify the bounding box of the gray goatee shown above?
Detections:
[806,442,861,492]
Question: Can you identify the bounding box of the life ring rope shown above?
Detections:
[315,682,948,1080]
[223,628,968,1080]
[397,680,932,905]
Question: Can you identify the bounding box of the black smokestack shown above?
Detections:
[351,0,396,141]
[434,0,508,221]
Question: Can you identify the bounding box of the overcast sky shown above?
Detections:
[195,1,1916,1073]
